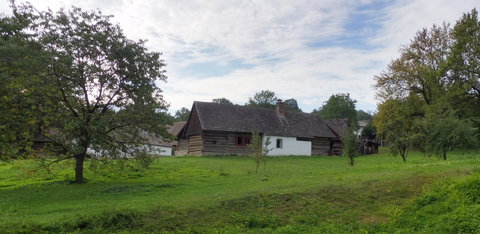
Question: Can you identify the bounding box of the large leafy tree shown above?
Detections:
[313,93,357,125]
[283,98,302,112]
[0,9,49,159]
[373,97,423,162]
[246,90,278,109]
[449,9,480,100]
[374,9,480,160]
[174,107,190,121]
[212,97,233,105]
[374,24,451,104]
[356,110,372,121]
[7,4,171,183]
[422,106,478,160]
[246,90,301,112]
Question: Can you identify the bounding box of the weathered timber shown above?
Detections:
[202,131,252,156]
[311,137,331,156]
[188,135,203,155]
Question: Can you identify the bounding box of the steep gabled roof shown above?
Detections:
[168,121,187,137]
[324,119,349,138]
[186,101,336,138]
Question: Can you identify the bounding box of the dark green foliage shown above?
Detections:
[341,127,358,166]
[374,97,423,162]
[361,122,376,140]
[246,90,278,109]
[174,107,190,121]
[2,3,171,183]
[313,93,357,126]
[357,110,373,121]
[283,98,302,112]
[421,108,479,160]
[374,9,480,160]
[0,9,49,159]
[212,97,233,105]
[246,90,302,112]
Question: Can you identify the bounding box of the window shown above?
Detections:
[276,139,283,148]
[236,136,251,146]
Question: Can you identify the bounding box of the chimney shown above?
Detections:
[276,99,285,116]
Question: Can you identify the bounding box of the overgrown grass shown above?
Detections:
[0,149,479,233]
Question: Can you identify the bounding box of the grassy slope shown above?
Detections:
[0,148,479,232]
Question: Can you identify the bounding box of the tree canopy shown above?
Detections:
[246,90,301,112]
[373,9,480,160]
[175,107,191,121]
[212,97,233,105]
[1,3,171,183]
[0,10,48,159]
[313,93,357,125]
[356,110,372,121]
[246,90,278,109]
[283,98,302,112]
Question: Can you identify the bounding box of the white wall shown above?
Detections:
[263,135,311,156]
[142,145,172,156]
[87,144,172,157]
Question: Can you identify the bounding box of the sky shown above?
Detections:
[1,0,478,114]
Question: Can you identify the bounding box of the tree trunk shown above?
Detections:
[400,146,407,162]
[75,155,85,184]
[443,150,447,160]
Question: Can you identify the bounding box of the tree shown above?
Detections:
[374,24,451,104]
[373,98,421,162]
[356,110,372,121]
[175,107,190,121]
[248,132,272,173]
[361,122,376,140]
[246,90,278,109]
[421,105,478,160]
[283,98,302,112]
[341,127,358,166]
[448,9,480,135]
[8,4,171,183]
[449,9,480,100]
[212,97,233,105]
[313,93,357,125]
[0,8,49,159]
[373,10,480,161]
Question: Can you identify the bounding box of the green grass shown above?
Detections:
[0,148,479,233]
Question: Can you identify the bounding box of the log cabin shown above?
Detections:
[179,100,339,156]
[324,119,349,156]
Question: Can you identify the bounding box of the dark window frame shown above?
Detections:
[235,136,251,146]
[276,138,283,148]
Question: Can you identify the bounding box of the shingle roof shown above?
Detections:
[168,121,187,137]
[192,101,336,138]
[324,119,349,137]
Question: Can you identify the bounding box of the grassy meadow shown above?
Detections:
[1,148,480,233]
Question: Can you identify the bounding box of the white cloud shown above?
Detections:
[2,0,478,114]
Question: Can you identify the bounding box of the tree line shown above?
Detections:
[373,9,480,162]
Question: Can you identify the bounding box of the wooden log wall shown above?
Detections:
[188,135,203,155]
[178,138,188,151]
[331,140,343,156]
[202,131,253,156]
[311,137,331,156]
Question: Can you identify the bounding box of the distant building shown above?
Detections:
[178,100,338,156]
